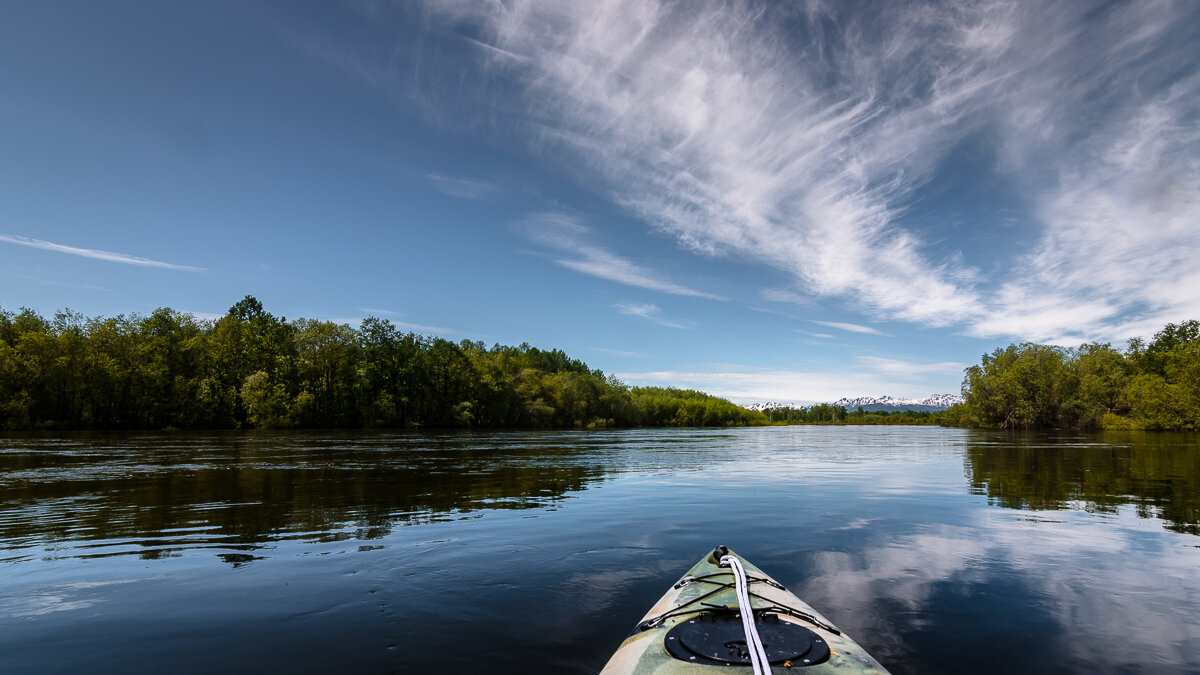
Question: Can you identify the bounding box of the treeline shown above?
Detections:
[761,404,938,425]
[944,320,1200,430]
[0,296,765,430]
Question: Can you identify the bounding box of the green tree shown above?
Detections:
[293,319,359,427]
[1069,342,1131,428]
[241,370,294,428]
[962,343,1076,428]
[209,296,295,427]
[0,298,769,431]
[357,317,421,427]
[1137,320,1200,377]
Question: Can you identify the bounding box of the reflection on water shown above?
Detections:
[966,431,1200,534]
[1,427,1198,674]
[0,431,694,563]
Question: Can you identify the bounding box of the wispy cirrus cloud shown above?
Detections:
[391,320,465,336]
[854,356,967,378]
[412,0,1199,344]
[591,347,652,358]
[427,0,987,326]
[760,288,813,305]
[184,311,225,322]
[812,320,885,336]
[302,1,1200,345]
[428,173,498,200]
[0,234,203,271]
[522,213,722,300]
[975,73,1200,343]
[615,302,693,329]
[359,307,404,316]
[354,310,462,336]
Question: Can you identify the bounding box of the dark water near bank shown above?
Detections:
[2,427,1198,674]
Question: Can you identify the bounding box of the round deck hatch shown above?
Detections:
[663,612,831,667]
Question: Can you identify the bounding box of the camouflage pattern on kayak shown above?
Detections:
[601,547,889,674]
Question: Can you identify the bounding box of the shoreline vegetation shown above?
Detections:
[1,296,764,431]
[941,319,1200,431]
[1,297,1195,432]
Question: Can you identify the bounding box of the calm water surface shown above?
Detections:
[1,426,1198,673]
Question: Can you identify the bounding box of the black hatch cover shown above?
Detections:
[663,612,831,667]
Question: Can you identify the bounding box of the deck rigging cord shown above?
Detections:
[720,553,771,675]
[637,572,840,634]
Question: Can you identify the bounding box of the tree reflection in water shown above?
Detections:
[0,431,617,562]
[965,430,1200,535]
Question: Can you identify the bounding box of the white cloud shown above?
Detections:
[760,288,813,305]
[591,347,652,358]
[614,369,849,405]
[408,320,467,335]
[617,356,965,404]
[812,320,885,336]
[303,1,1200,345]
[426,0,991,325]
[615,302,692,329]
[975,72,1200,342]
[616,302,656,318]
[415,0,1198,343]
[0,234,203,271]
[522,213,722,299]
[379,319,462,336]
[855,356,967,378]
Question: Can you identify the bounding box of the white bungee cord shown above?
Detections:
[721,554,771,675]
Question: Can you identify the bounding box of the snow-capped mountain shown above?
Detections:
[744,402,800,411]
[833,394,963,411]
[747,394,963,412]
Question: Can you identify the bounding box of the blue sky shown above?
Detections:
[2,1,1198,404]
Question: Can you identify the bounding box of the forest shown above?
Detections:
[0,296,765,430]
[7,297,1193,432]
[944,320,1200,430]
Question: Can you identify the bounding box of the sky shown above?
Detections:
[2,0,1198,405]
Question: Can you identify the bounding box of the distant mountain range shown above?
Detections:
[749,394,964,413]
[832,394,963,412]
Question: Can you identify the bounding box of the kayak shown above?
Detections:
[601,546,889,674]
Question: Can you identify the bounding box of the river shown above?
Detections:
[1,426,1198,673]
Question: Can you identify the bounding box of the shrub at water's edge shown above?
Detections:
[944,320,1200,431]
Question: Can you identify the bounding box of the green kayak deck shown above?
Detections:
[601,547,889,674]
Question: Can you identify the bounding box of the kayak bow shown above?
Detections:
[601,546,889,673]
